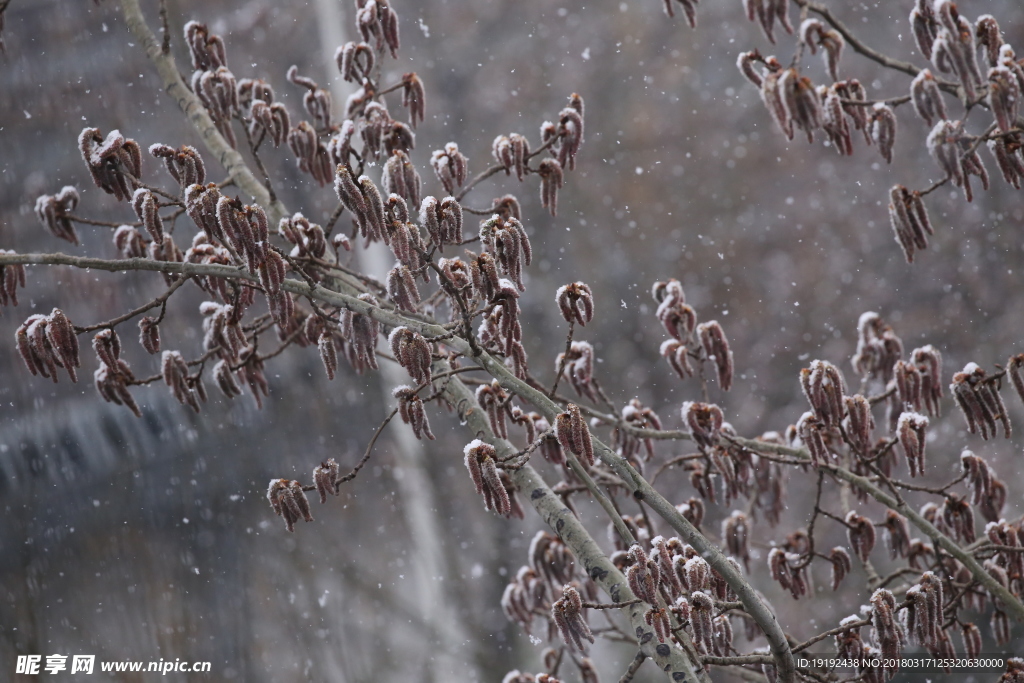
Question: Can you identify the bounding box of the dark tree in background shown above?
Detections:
[1,0,1024,681]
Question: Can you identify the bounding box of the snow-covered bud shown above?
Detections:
[644,606,672,644]
[287,65,332,130]
[881,510,911,560]
[656,281,697,342]
[722,511,750,570]
[820,85,852,155]
[799,19,843,81]
[660,339,693,379]
[184,20,227,71]
[960,450,993,505]
[960,622,982,660]
[555,104,584,171]
[480,215,532,291]
[843,394,873,457]
[131,188,163,245]
[904,572,943,648]
[736,50,763,87]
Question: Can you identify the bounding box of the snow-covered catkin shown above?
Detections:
[34,186,81,244]
[896,411,929,477]
[551,585,593,651]
[388,326,432,385]
[941,493,976,543]
[554,403,594,466]
[313,458,340,504]
[828,547,851,590]
[625,545,660,605]
[537,159,563,216]
[267,479,313,532]
[910,69,947,127]
[131,188,163,245]
[463,440,511,516]
[683,401,724,450]
[0,251,27,309]
[213,359,241,398]
[386,264,421,312]
[697,320,734,391]
[869,588,904,666]
[846,511,876,562]
[870,103,897,164]
[394,385,435,440]
[950,362,1011,439]
[430,142,467,194]
[555,282,594,326]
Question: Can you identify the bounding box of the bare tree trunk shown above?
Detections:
[311,2,475,679]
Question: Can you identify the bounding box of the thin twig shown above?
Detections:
[74,276,189,333]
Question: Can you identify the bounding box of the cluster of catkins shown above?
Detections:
[491,94,584,216]
[502,532,598,643]
[617,541,738,655]
[463,440,521,518]
[16,309,80,383]
[266,459,341,532]
[653,279,733,390]
[92,329,142,417]
[737,2,1024,262]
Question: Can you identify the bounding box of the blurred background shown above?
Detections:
[1,0,1022,680]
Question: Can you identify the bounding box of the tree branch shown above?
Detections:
[440,365,709,683]
[118,0,289,224]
